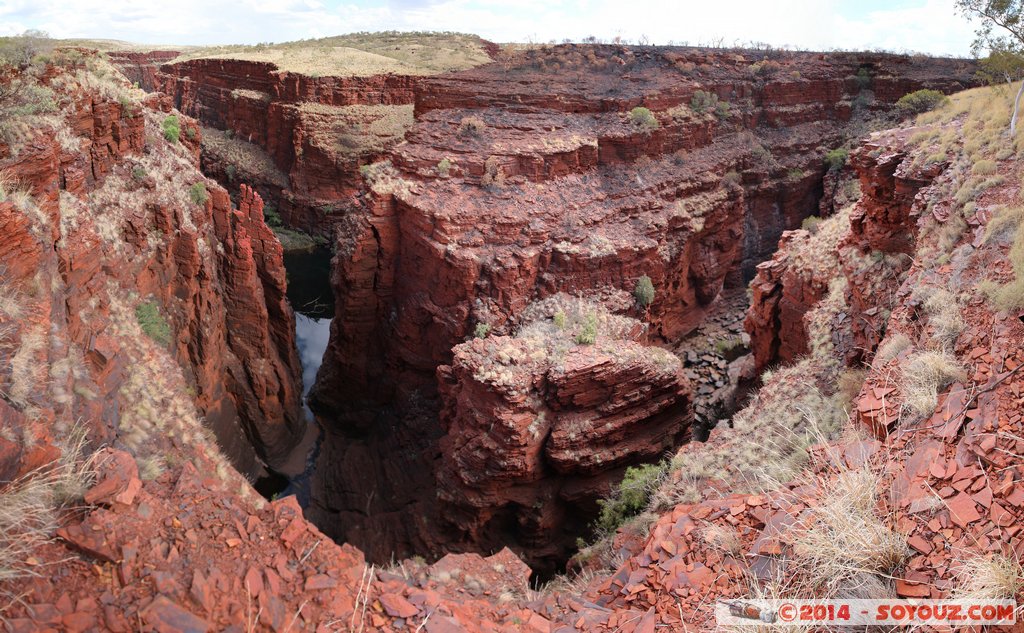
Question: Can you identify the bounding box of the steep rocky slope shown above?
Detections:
[543,84,1024,630]
[0,49,304,483]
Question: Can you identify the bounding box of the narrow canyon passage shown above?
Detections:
[255,246,334,503]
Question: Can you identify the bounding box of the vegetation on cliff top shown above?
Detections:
[168,32,494,77]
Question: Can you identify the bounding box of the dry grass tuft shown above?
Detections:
[0,425,96,589]
[950,553,1024,602]
[873,332,911,367]
[922,288,964,347]
[900,350,966,418]
[701,523,743,556]
[792,468,909,596]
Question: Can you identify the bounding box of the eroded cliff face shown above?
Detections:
[111,44,976,571]
[0,52,303,481]
[298,46,975,568]
[111,52,423,237]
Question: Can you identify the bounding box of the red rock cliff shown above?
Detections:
[0,53,304,479]
[302,45,975,565]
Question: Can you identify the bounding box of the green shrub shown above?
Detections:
[136,301,171,346]
[896,89,949,115]
[162,115,180,143]
[553,310,566,329]
[596,462,667,533]
[714,100,731,121]
[855,67,872,89]
[184,126,196,140]
[575,313,597,345]
[722,171,742,188]
[802,215,823,233]
[131,166,147,181]
[436,158,452,177]
[474,322,491,339]
[787,168,805,180]
[224,164,237,182]
[264,203,283,227]
[749,60,781,77]
[188,182,208,206]
[824,148,849,171]
[633,275,655,307]
[627,106,659,130]
[690,90,719,114]
[118,96,135,118]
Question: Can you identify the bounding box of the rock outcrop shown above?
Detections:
[436,298,691,572]
[9,43,1024,633]
[0,52,303,480]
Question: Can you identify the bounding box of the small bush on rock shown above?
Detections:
[690,90,719,114]
[896,89,949,115]
[824,148,849,171]
[458,116,484,137]
[633,275,655,307]
[162,115,180,143]
[136,301,171,346]
[574,313,597,345]
[627,106,659,131]
[188,182,208,206]
[474,322,491,339]
[596,462,667,533]
[714,100,731,121]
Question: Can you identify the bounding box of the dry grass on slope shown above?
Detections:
[0,426,95,591]
[200,126,288,189]
[171,32,493,77]
[296,103,414,160]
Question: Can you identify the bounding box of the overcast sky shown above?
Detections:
[0,0,979,56]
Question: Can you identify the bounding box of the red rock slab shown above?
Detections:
[636,607,657,633]
[304,574,337,590]
[424,614,468,633]
[895,579,931,598]
[946,493,982,529]
[990,502,1015,527]
[907,534,934,555]
[83,448,142,507]
[56,520,118,563]
[141,596,211,633]
[379,593,419,618]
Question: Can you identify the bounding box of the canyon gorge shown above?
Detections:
[7,31,1024,632]
[110,42,974,574]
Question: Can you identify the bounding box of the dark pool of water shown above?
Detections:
[256,246,334,504]
[284,246,335,320]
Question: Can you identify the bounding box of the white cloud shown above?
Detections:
[0,0,979,56]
